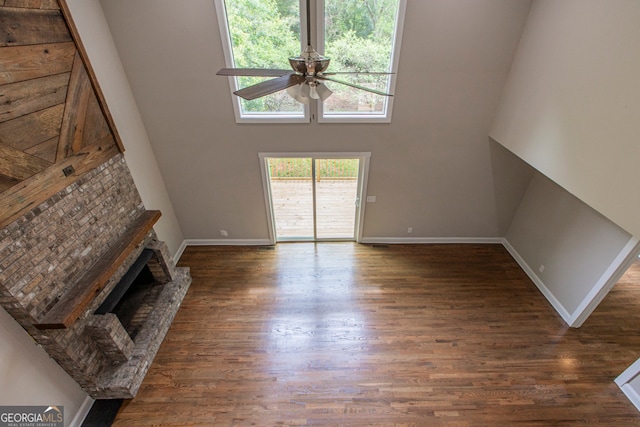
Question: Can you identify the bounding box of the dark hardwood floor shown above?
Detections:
[113,243,640,426]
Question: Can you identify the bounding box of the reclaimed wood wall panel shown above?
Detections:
[1,7,71,46]
[0,104,64,150]
[0,140,120,226]
[57,51,90,159]
[0,42,75,84]
[24,135,57,162]
[0,73,69,122]
[0,176,17,192]
[0,1,123,228]
[82,91,111,151]
[4,0,59,10]
[0,143,50,179]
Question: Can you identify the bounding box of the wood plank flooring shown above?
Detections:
[113,243,640,426]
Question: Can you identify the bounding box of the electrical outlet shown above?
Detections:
[366,196,376,203]
[220,230,228,237]
[407,227,413,233]
[539,264,545,273]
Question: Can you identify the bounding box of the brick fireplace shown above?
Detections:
[0,154,191,399]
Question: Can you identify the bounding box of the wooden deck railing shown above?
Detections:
[269,158,358,180]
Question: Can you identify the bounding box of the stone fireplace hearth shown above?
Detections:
[0,154,191,399]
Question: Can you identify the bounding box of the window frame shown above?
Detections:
[316,0,407,123]
[214,0,406,124]
[214,0,310,124]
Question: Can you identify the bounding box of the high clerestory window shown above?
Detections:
[214,0,406,123]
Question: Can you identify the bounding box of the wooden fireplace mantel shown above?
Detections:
[33,210,161,330]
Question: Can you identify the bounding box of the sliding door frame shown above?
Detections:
[258,152,371,244]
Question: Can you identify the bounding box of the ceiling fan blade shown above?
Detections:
[217,68,292,77]
[321,72,394,75]
[316,76,393,97]
[234,73,305,100]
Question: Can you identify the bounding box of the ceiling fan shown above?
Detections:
[217,0,393,104]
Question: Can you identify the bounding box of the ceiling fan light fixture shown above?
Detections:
[300,82,311,98]
[314,82,333,101]
[216,0,394,105]
[287,83,311,104]
[309,84,319,100]
[286,80,332,104]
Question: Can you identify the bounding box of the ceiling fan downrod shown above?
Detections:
[289,0,330,78]
[216,0,392,102]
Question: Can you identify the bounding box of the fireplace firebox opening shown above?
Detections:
[95,248,167,340]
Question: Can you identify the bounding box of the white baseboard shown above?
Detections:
[360,237,504,244]
[501,239,573,326]
[569,237,640,328]
[179,237,503,248]
[619,384,640,413]
[616,358,640,386]
[616,359,640,413]
[171,238,278,263]
[183,238,273,247]
[173,240,188,263]
[68,395,94,427]
[501,236,640,328]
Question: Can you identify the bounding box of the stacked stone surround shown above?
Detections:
[0,154,191,399]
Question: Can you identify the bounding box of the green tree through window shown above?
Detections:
[219,0,404,120]
[323,0,399,115]
[225,0,303,114]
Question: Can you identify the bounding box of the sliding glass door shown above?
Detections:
[314,158,359,239]
[260,153,370,242]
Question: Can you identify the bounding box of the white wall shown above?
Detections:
[64,0,185,256]
[98,0,533,242]
[0,307,88,427]
[505,172,633,323]
[490,0,640,238]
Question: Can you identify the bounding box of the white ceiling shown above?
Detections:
[97,0,534,240]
